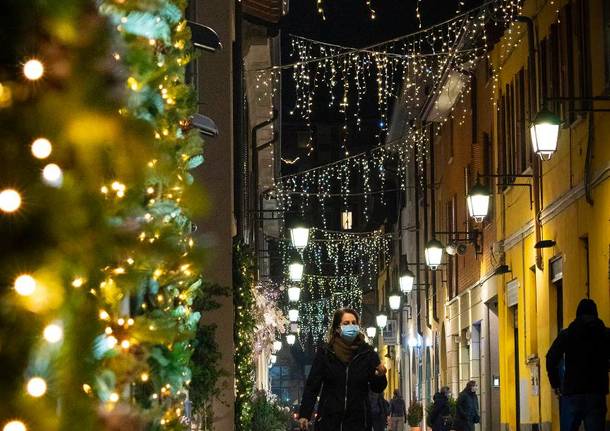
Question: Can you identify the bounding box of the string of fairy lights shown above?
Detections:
[273,129,429,225]
[272,0,525,349]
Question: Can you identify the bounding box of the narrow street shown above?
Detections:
[0,0,608,430]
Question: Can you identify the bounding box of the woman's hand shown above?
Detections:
[375,363,387,375]
[298,418,309,429]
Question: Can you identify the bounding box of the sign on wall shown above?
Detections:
[383,319,398,345]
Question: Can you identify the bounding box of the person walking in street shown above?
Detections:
[454,381,480,431]
[297,308,388,431]
[546,298,610,431]
[369,390,389,431]
[389,389,407,431]
[428,386,453,431]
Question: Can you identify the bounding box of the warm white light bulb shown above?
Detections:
[42,164,63,187]
[3,421,27,431]
[26,377,47,397]
[23,59,44,80]
[14,275,36,296]
[31,138,52,159]
[0,189,22,213]
[43,324,63,343]
[109,392,119,402]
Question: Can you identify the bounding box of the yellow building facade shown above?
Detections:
[489,0,610,429]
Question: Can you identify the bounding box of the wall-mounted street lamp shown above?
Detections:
[366,326,377,338]
[530,108,561,161]
[467,181,491,223]
[289,225,310,250]
[287,286,301,302]
[399,268,415,293]
[389,292,402,311]
[286,334,296,345]
[273,340,283,352]
[288,260,304,282]
[288,309,299,322]
[376,311,388,329]
[425,239,444,270]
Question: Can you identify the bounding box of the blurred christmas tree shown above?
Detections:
[0,0,216,429]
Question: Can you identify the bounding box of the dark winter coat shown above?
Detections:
[389,396,406,417]
[299,341,387,431]
[428,392,452,431]
[454,390,479,431]
[546,315,610,396]
[368,392,389,419]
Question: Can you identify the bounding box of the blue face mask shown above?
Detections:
[340,324,360,342]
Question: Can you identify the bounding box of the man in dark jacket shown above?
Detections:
[546,298,610,431]
[369,390,389,431]
[428,386,452,431]
[454,381,479,431]
[389,389,406,430]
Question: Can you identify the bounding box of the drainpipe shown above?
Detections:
[516,15,544,270]
[251,110,278,256]
[429,125,439,324]
[414,135,423,338]
[422,132,432,331]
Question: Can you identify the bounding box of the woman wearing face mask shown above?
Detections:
[297,308,388,431]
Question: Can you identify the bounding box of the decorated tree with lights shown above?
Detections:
[0,0,218,430]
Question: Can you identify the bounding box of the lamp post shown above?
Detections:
[530,108,561,160]
[425,239,444,270]
[467,181,491,223]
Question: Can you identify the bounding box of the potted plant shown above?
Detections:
[407,400,424,430]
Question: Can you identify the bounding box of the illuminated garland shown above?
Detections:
[0,0,213,429]
[233,242,256,431]
[298,291,363,346]
[251,0,523,161]
[274,129,428,225]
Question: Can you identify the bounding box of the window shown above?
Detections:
[498,69,529,182]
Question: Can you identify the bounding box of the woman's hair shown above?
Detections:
[464,380,477,392]
[440,386,451,396]
[393,389,401,398]
[326,308,360,342]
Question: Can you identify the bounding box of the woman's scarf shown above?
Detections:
[331,334,362,363]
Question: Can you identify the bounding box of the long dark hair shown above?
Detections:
[326,308,360,343]
[463,380,477,392]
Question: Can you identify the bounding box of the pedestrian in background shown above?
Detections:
[369,390,389,431]
[546,298,610,431]
[297,308,388,430]
[389,389,407,431]
[428,386,453,431]
[454,381,479,431]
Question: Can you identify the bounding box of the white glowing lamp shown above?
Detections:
[530,108,561,160]
[0,189,22,213]
[366,326,377,338]
[467,181,491,223]
[288,262,304,282]
[286,334,296,345]
[273,340,282,352]
[287,286,301,302]
[290,226,309,250]
[389,293,401,311]
[399,269,415,293]
[288,309,299,322]
[270,354,277,364]
[425,239,444,270]
[376,312,388,329]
